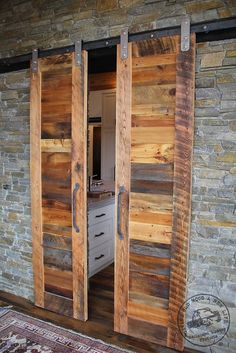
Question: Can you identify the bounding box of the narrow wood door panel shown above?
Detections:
[71,51,88,321]
[30,52,88,320]
[114,42,132,334]
[41,63,72,139]
[115,34,195,351]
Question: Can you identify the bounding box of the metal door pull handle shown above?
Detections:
[95,254,104,260]
[95,213,106,218]
[73,183,80,233]
[117,185,126,240]
[94,232,104,237]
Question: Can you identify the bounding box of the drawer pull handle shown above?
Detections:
[117,185,126,240]
[72,183,80,233]
[95,254,104,260]
[95,213,106,218]
[94,232,104,238]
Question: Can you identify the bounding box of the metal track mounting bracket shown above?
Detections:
[75,40,82,66]
[121,28,129,60]
[31,48,38,73]
[181,15,190,52]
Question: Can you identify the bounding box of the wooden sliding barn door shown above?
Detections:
[115,34,195,350]
[30,52,88,320]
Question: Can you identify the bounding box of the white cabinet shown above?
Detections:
[88,200,115,277]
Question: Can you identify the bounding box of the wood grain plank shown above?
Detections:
[132,37,177,57]
[129,271,169,299]
[42,207,71,227]
[44,265,73,298]
[114,43,132,335]
[129,292,169,310]
[41,103,71,117]
[130,210,172,226]
[42,90,71,103]
[130,221,172,244]
[131,163,174,181]
[42,199,71,210]
[42,174,70,188]
[30,59,44,308]
[131,179,173,195]
[41,112,71,124]
[44,292,73,317]
[132,115,174,127]
[167,34,196,351]
[130,240,171,259]
[71,51,88,321]
[41,122,71,139]
[42,151,71,165]
[128,301,168,326]
[130,253,170,276]
[43,224,72,237]
[41,139,71,152]
[133,65,176,87]
[40,54,72,72]
[133,53,176,68]
[42,152,71,185]
[44,247,72,271]
[42,94,72,105]
[43,233,72,250]
[131,127,175,144]
[128,317,167,346]
[130,192,173,213]
[132,85,176,106]
[42,181,70,199]
[131,144,174,164]
[132,103,175,116]
[41,67,72,79]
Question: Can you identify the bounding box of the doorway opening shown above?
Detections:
[87,46,117,326]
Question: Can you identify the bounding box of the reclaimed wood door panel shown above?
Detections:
[115,34,195,351]
[30,52,88,320]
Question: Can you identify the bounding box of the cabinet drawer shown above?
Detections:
[88,204,114,226]
[88,219,113,250]
[89,240,114,274]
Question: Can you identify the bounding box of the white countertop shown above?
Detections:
[88,195,115,210]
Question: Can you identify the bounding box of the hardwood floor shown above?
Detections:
[0,265,199,353]
[89,264,114,328]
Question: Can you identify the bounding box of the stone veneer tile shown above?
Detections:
[187,38,236,353]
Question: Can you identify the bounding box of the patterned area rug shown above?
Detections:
[0,309,134,353]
